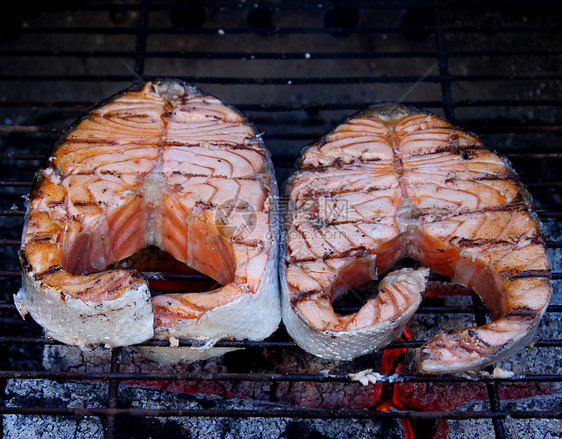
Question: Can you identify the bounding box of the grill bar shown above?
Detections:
[1,0,555,10]
[3,269,562,281]
[471,294,508,437]
[2,127,561,142]
[7,24,562,36]
[1,406,560,421]
[1,370,561,384]
[1,99,562,113]
[3,301,562,314]
[1,72,561,83]
[133,0,148,77]
[433,4,454,122]
[0,209,562,218]
[0,181,554,190]
[1,149,562,159]
[105,348,121,439]
[1,336,561,350]
[3,48,561,59]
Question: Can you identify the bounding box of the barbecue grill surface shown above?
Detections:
[0,2,561,438]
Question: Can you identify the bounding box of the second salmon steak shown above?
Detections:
[281,104,551,373]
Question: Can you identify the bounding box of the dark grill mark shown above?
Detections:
[501,269,551,279]
[299,156,385,172]
[288,246,373,264]
[422,202,532,223]
[507,307,539,316]
[450,237,519,247]
[72,201,100,207]
[470,172,517,182]
[506,307,539,319]
[461,149,474,160]
[165,140,263,153]
[290,215,389,229]
[19,250,31,272]
[292,184,398,201]
[28,235,54,243]
[169,171,257,181]
[230,238,264,247]
[408,144,485,159]
[194,200,216,210]
[35,265,62,279]
[99,170,121,177]
[290,290,324,304]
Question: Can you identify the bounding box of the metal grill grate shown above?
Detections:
[0,1,561,438]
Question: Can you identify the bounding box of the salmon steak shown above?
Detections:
[281,104,551,373]
[15,79,280,363]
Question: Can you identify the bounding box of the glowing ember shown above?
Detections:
[377,328,415,438]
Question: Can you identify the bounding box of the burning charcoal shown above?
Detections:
[434,416,495,438]
[43,344,114,374]
[549,280,562,308]
[502,393,562,437]
[268,349,384,409]
[3,414,105,439]
[3,379,406,439]
[42,342,386,410]
[122,385,405,439]
[3,379,106,439]
[434,393,562,438]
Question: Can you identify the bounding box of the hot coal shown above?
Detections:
[42,341,386,411]
[433,393,562,439]
[3,379,405,439]
[3,379,106,439]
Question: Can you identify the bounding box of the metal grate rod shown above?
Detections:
[105,348,121,439]
[1,72,561,84]
[0,405,560,421]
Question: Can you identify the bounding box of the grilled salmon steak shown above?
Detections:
[281,104,551,373]
[15,80,280,362]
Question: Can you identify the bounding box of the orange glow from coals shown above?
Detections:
[380,327,410,375]
[377,328,415,439]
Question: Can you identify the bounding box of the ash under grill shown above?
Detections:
[0,1,561,438]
